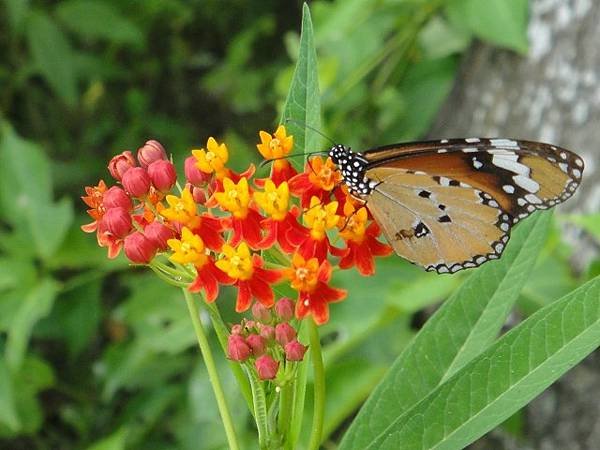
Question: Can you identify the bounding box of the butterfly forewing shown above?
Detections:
[352,138,584,273]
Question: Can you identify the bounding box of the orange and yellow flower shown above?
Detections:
[338,201,392,275]
[289,156,342,207]
[216,243,282,312]
[297,197,345,261]
[215,177,264,249]
[256,125,297,185]
[285,253,346,325]
[192,137,230,180]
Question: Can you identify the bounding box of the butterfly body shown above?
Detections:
[328,138,584,274]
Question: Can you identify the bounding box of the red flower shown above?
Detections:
[289,156,341,207]
[189,257,234,302]
[296,197,345,261]
[215,243,282,312]
[214,177,265,250]
[285,254,346,325]
[338,202,393,275]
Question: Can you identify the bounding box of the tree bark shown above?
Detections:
[430,0,600,448]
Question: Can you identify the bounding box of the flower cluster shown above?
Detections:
[227,299,307,380]
[82,125,392,326]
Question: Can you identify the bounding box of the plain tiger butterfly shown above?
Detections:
[327,138,584,274]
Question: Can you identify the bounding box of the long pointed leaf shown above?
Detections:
[280,3,322,157]
[340,212,551,449]
[363,275,600,449]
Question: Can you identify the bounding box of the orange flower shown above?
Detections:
[338,202,392,276]
[81,180,108,232]
[289,156,342,207]
[285,253,346,325]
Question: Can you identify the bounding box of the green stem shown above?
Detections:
[247,366,269,449]
[307,320,325,450]
[182,289,240,450]
[278,363,295,446]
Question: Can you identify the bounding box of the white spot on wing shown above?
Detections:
[490,138,519,148]
[465,138,480,143]
[525,193,542,204]
[503,184,515,194]
[491,155,529,175]
[513,175,540,193]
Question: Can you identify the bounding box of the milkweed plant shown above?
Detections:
[82,5,600,450]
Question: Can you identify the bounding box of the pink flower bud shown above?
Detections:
[103,186,132,210]
[259,324,275,340]
[148,160,177,192]
[121,167,151,197]
[144,222,175,251]
[227,334,251,361]
[137,140,167,168]
[191,186,207,204]
[231,324,243,335]
[275,322,296,346]
[185,156,211,186]
[284,340,307,361]
[255,355,279,380]
[102,207,132,238]
[246,334,267,356]
[245,320,256,330]
[108,151,136,181]
[252,302,271,322]
[123,231,157,264]
[275,297,295,321]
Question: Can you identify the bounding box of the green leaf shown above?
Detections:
[0,123,52,225]
[4,0,30,34]
[26,11,78,105]
[351,275,600,449]
[6,278,59,371]
[281,3,322,160]
[86,428,128,450]
[0,358,20,431]
[26,197,74,260]
[56,0,144,47]
[340,212,551,450]
[446,0,528,53]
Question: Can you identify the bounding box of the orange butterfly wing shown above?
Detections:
[360,138,583,273]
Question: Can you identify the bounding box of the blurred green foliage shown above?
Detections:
[0,0,597,449]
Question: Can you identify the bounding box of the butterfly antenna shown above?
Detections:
[259,151,328,169]
[285,118,337,146]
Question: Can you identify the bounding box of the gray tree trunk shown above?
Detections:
[430,0,600,448]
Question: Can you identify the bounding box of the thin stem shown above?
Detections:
[247,366,269,449]
[278,363,295,448]
[307,320,325,450]
[182,289,240,450]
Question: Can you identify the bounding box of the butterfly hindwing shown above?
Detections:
[365,168,511,273]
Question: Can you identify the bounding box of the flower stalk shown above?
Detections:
[182,288,240,450]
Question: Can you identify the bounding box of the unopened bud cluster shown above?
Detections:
[227,298,307,380]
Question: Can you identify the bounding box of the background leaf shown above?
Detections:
[340,212,551,450]
[26,10,78,105]
[56,0,144,47]
[446,0,529,53]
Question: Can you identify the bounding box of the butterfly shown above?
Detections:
[327,138,584,274]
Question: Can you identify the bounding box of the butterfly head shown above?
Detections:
[328,144,352,166]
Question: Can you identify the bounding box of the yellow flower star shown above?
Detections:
[167,227,207,266]
[253,180,290,221]
[303,197,340,240]
[214,177,251,219]
[215,242,254,281]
